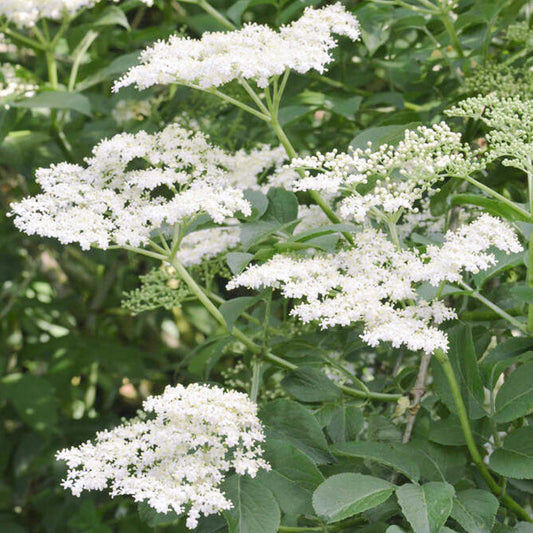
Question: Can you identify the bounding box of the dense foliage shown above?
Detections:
[1,1,533,532]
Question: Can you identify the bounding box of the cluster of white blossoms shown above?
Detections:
[10,124,251,250]
[113,3,359,91]
[0,63,37,101]
[447,94,533,174]
[289,123,473,223]
[177,226,240,267]
[56,383,269,529]
[228,215,522,353]
[0,0,153,28]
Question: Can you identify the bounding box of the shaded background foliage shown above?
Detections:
[1,0,533,532]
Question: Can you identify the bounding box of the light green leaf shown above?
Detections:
[313,473,394,523]
[450,489,499,533]
[396,482,455,533]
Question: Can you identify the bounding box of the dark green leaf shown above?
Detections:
[281,367,341,403]
[332,441,420,481]
[223,476,280,533]
[494,361,533,422]
[261,399,333,464]
[12,91,91,116]
[489,427,533,479]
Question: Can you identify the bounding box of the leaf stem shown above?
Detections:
[170,257,401,402]
[434,348,531,521]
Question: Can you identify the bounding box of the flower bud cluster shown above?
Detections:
[10,124,251,250]
[447,94,533,174]
[113,3,359,91]
[56,383,269,529]
[0,63,37,100]
[289,123,472,222]
[228,215,521,353]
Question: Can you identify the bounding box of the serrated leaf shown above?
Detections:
[396,482,455,533]
[332,441,420,481]
[223,476,280,533]
[481,337,533,387]
[313,473,394,523]
[264,188,298,225]
[450,489,499,533]
[494,361,533,422]
[350,123,421,150]
[489,427,533,479]
[281,367,341,403]
[226,252,254,275]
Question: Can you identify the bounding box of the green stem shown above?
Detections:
[435,349,531,521]
[3,28,46,51]
[170,257,401,402]
[459,308,522,321]
[461,175,532,222]
[45,49,58,88]
[527,172,533,334]
[439,12,464,58]
[197,0,236,30]
[68,30,98,92]
[459,281,528,334]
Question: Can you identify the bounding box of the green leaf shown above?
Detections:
[396,482,455,533]
[428,416,488,447]
[494,361,533,422]
[450,489,499,533]
[1,374,57,432]
[264,188,298,225]
[12,91,92,116]
[349,123,421,151]
[226,252,254,275]
[219,296,260,330]
[281,367,341,403]
[510,285,533,304]
[332,441,420,481]
[260,438,324,515]
[451,194,530,222]
[95,6,130,29]
[313,473,394,523]
[481,337,533,387]
[326,403,365,443]
[472,249,524,288]
[261,399,333,464]
[223,476,280,533]
[243,189,269,220]
[489,427,533,479]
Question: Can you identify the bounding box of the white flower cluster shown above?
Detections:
[113,3,359,91]
[56,383,269,529]
[10,124,251,250]
[289,123,472,223]
[0,63,37,100]
[0,0,153,28]
[228,215,521,353]
[447,94,533,174]
[177,226,240,267]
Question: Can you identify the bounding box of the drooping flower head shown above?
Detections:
[10,124,251,250]
[228,215,522,354]
[56,383,269,529]
[113,3,360,92]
